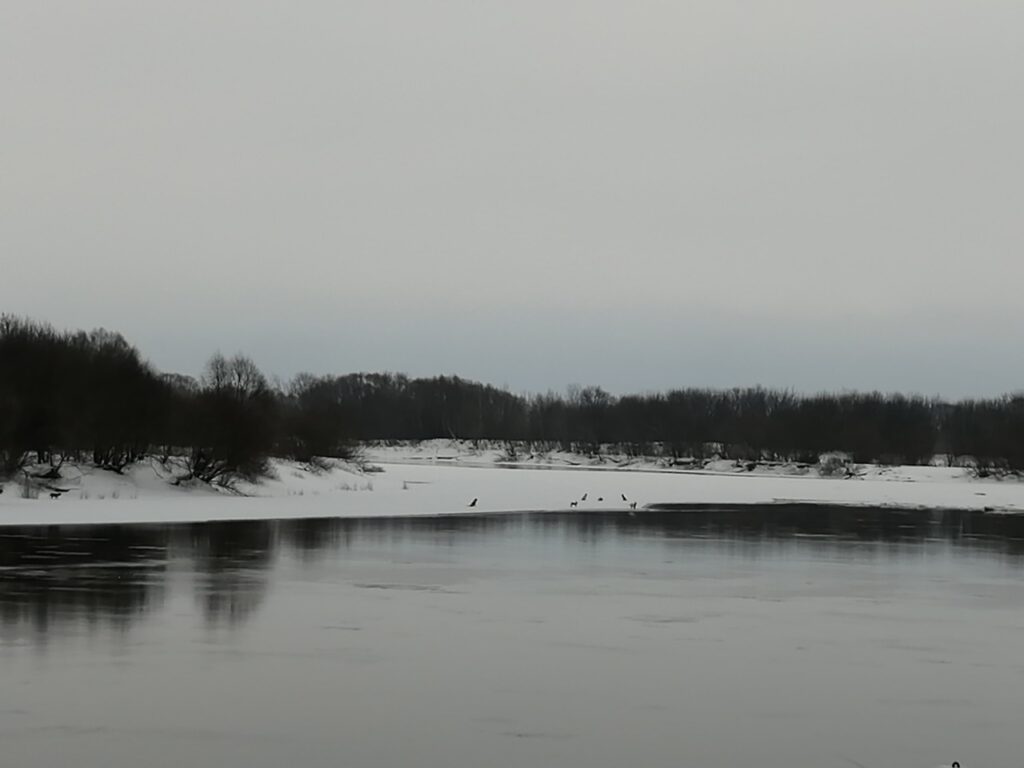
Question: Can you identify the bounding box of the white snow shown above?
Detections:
[1,442,1023,527]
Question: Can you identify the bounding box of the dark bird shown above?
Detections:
[569,500,578,508]
[597,497,604,502]
[581,493,588,501]
[49,492,61,499]
[621,493,628,501]
[468,498,478,507]
[629,501,637,510]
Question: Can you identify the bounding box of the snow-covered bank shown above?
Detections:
[2,451,1024,527]
[363,439,983,481]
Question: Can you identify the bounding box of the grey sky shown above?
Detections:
[3,1,1022,398]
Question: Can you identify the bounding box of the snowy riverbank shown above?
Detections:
[1,442,1023,527]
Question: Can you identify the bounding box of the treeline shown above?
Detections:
[2,315,1023,483]
[0,316,343,483]
[299,374,1023,469]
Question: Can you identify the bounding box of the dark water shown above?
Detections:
[3,506,1024,768]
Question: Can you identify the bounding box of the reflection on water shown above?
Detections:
[188,521,275,626]
[0,526,169,640]
[3,506,1024,637]
[3,506,1024,768]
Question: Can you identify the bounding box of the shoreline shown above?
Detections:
[0,501,1014,535]
[2,457,1023,528]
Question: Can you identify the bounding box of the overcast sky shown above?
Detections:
[2,1,1022,398]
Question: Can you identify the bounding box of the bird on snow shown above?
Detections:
[569,500,578,508]
[597,496,604,502]
[581,493,588,501]
[468,498,478,507]
[621,493,628,501]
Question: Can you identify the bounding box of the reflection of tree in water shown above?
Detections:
[0,525,169,642]
[342,513,532,542]
[181,520,276,627]
[0,519,342,640]
[278,517,354,562]
[4,506,1024,645]
[626,504,1024,562]
[360,507,1024,565]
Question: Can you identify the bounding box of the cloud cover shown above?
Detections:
[2,1,1022,396]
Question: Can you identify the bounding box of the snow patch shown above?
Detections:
[1,445,1023,527]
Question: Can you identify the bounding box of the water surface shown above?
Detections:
[3,506,1024,767]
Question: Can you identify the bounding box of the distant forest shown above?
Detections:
[2,315,1023,483]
